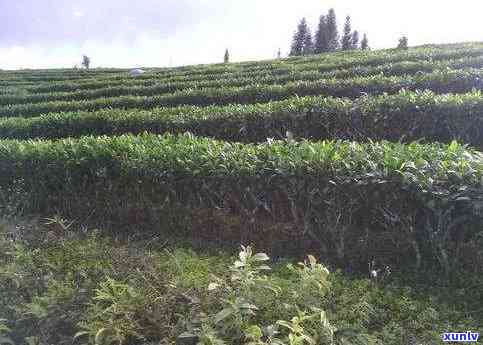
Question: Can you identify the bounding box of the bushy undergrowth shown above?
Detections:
[0,221,481,345]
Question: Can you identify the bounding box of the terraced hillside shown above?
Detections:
[0,42,482,273]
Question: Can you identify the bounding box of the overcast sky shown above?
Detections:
[1,0,482,70]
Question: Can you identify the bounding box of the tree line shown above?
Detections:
[290,9,369,56]
[80,8,410,68]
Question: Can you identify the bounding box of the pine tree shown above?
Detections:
[224,49,230,63]
[341,16,352,50]
[326,8,339,51]
[361,33,369,50]
[303,27,314,55]
[81,55,90,69]
[314,15,330,54]
[351,30,360,49]
[290,18,311,56]
[397,36,408,49]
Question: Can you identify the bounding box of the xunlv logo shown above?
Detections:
[442,331,480,342]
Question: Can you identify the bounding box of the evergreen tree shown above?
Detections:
[81,55,90,69]
[277,48,282,59]
[290,18,311,56]
[361,33,369,50]
[351,30,360,49]
[303,27,314,55]
[224,49,230,63]
[314,15,329,53]
[397,36,408,49]
[341,16,352,50]
[326,8,339,51]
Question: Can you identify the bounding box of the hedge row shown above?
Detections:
[1,69,481,118]
[1,91,482,149]
[5,43,483,90]
[0,133,481,271]
[7,56,483,106]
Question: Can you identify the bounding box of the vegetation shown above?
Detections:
[224,49,230,64]
[82,55,91,70]
[0,91,483,150]
[291,9,363,55]
[361,34,369,50]
[341,16,353,51]
[397,37,409,50]
[290,18,313,56]
[0,42,482,343]
[0,133,481,275]
[0,223,481,345]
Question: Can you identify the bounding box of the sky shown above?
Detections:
[1,0,482,70]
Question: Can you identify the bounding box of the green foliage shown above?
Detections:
[1,90,483,151]
[341,16,353,51]
[0,43,480,101]
[397,37,409,50]
[224,49,230,64]
[314,15,329,54]
[0,227,481,344]
[1,40,483,345]
[2,54,482,107]
[326,9,339,51]
[0,319,14,345]
[290,18,313,57]
[181,245,338,345]
[0,133,480,271]
[1,67,481,118]
[361,34,369,50]
[82,56,91,70]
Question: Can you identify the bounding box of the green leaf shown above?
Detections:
[214,308,233,324]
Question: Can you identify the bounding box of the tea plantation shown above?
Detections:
[0,43,482,344]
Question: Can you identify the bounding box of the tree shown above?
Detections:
[314,15,330,53]
[397,36,408,49]
[351,30,360,49]
[341,16,352,50]
[303,26,314,55]
[81,55,90,69]
[277,48,282,59]
[290,18,312,56]
[224,49,230,63]
[326,8,339,51]
[361,33,369,50]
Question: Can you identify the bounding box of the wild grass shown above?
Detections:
[0,220,481,345]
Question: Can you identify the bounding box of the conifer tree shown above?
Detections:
[290,18,311,56]
[326,8,339,51]
[81,55,90,69]
[303,27,314,55]
[397,36,408,49]
[341,16,353,50]
[351,30,360,49]
[224,49,230,63]
[361,33,369,50]
[314,15,329,53]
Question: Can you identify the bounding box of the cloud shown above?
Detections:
[73,10,85,18]
[0,0,482,70]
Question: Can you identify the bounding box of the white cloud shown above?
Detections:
[1,0,482,70]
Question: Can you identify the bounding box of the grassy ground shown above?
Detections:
[0,218,481,345]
